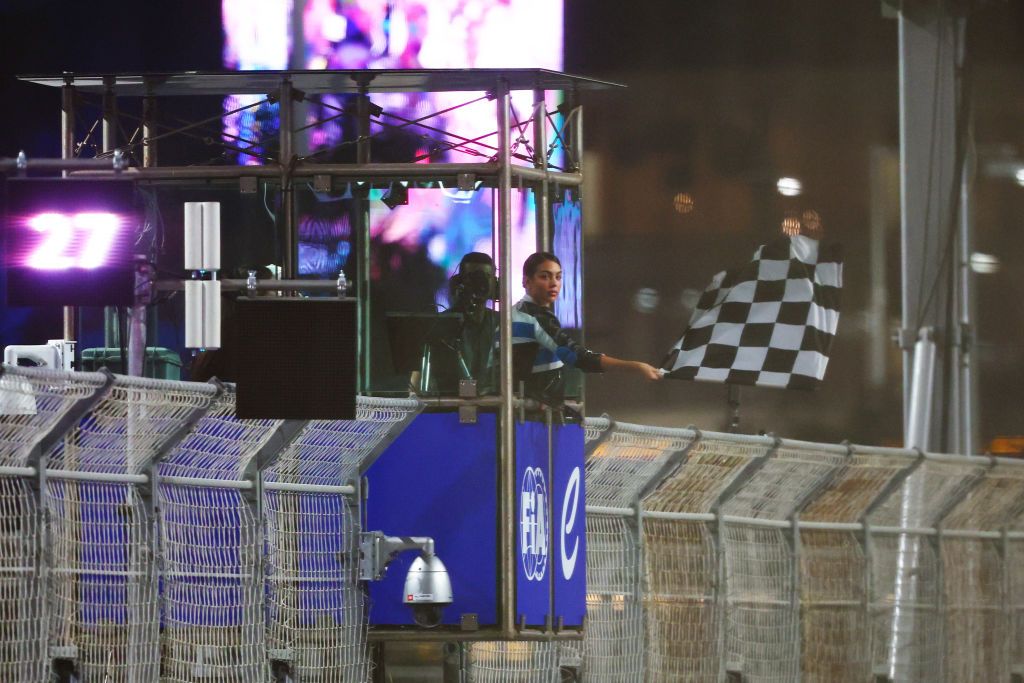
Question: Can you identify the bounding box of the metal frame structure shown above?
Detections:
[14,68,621,647]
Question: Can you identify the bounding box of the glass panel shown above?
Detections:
[366,186,539,396]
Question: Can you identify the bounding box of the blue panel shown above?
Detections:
[552,423,587,626]
[515,420,550,627]
[366,412,498,626]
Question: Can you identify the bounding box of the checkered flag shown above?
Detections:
[662,234,842,389]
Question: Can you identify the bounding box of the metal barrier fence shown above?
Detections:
[0,366,421,682]
[3,367,1023,682]
[580,418,1024,683]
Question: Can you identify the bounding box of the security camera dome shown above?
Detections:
[403,555,453,628]
[411,603,445,628]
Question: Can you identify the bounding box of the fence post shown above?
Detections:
[1001,526,1013,680]
[858,450,924,682]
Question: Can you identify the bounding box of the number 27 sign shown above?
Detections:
[4,178,137,307]
[23,212,123,270]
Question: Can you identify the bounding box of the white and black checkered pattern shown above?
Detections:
[662,234,842,389]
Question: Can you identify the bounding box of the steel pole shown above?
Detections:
[569,89,587,360]
[142,91,157,168]
[61,79,76,347]
[279,78,295,278]
[290,0,309,158]
[496,79,516,638]
[356,85,372,393]
[957,142,978,455]
[127,91,159,377]
[895,5,970,665]
[102,76,120,351]
[906,329,936,451]
[533,88,550,252]
[891,328,935,679]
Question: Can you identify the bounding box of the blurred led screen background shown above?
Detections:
[222,0,564,314]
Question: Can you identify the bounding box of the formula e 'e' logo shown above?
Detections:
[520,466,548,581]
[560,466,581,580]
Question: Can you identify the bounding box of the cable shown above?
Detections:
[262,181,277,223]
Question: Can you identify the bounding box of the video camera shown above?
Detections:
[448,252,498,317]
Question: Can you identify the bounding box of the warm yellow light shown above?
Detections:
[673,192,695,214]
[990,436,1024,456]
[801,209,823,237]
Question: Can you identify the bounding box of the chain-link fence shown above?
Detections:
[579,418,1024,683]
[0,366,420,682]
[2,367,1023,682]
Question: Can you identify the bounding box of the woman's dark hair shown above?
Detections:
[522,251,561,279]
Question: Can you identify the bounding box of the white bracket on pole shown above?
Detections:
[184,202,221,271]
[183,202,222,349]
[906,327,936,452]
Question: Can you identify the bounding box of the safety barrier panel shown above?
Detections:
[156,389,281,682]
[261,398,419,682]
[4,368,1024,682]
[798,445,917,683]
[580,417,1024,683]
[0,366,421,682]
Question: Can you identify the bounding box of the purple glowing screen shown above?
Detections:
[21,212,123,270]
[222,0,565,306]
[4,179,137,306]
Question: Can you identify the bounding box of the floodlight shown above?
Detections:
[776,177,803,197]
[382,182,409,209]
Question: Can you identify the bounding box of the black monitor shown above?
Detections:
[235,297,357,419]
[384,312,464,374]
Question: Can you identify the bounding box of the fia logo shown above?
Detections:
[520,466,548,581]
[560,466,581,580]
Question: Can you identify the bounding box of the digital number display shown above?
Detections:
[3,178,137,307]
[24,212,123,270]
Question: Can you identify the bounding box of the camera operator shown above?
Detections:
[431,252,499,394]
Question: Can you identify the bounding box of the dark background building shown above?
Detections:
[2,1,1023,447]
